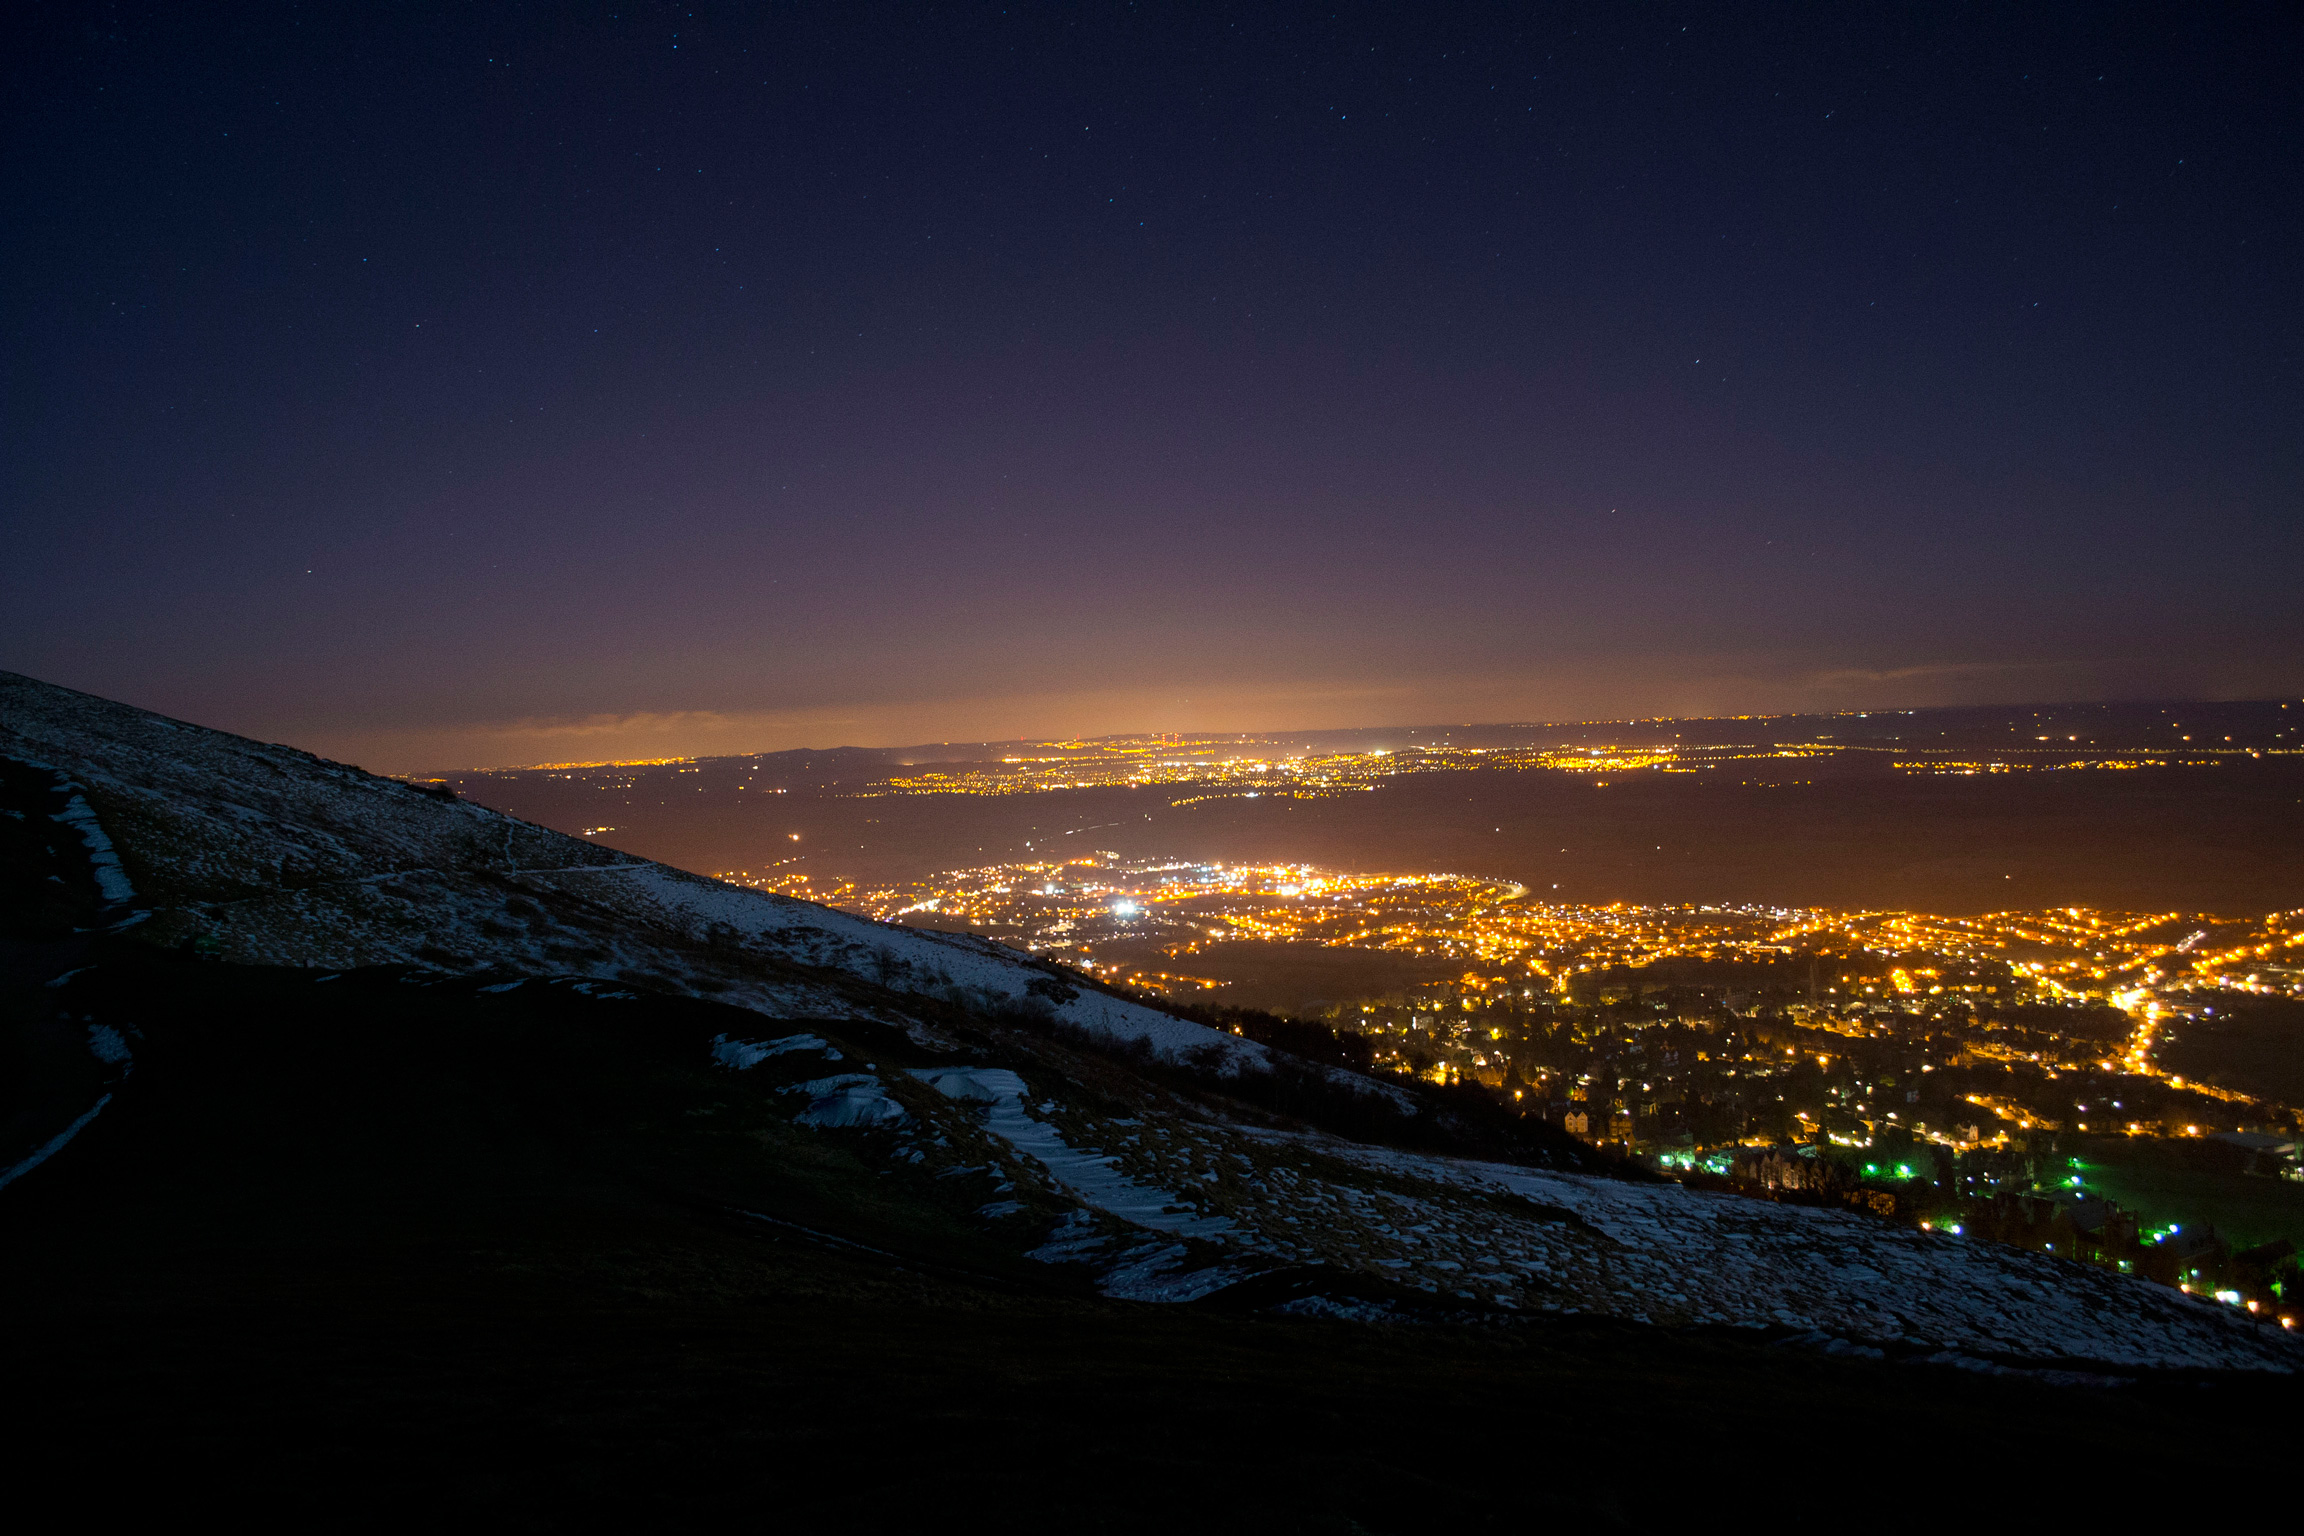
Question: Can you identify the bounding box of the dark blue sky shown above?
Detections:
[6,3,2298,770]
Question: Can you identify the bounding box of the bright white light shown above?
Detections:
[1112,901,1139,917]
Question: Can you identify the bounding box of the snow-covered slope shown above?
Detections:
[4,670,2298,1374]
[880,1058,2298,1370]
[0,670,1278,1069]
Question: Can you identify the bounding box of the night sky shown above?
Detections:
[6,4,2298,772]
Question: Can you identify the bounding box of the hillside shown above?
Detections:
[2,670,2298,1526]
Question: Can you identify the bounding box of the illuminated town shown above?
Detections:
[856,728,2290,801]
[726,852,2304,1321]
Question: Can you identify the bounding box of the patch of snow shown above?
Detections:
[48,790,139,907]
[714,1032,840,1070]
[1027,1210,1108,1264]
[1097,1242,1252,1303]
[785,1072,879,1097]
[783,1073,907,1129]
[1272,1294,1400,1323]
[0,1094,112,1193]
[929,1066,1236,1241]
[908,1065,1022,1103]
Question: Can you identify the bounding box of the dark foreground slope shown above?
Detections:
[2,940,2293,1533]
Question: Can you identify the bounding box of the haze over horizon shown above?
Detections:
[266,677,2304,778]
[376,686,2296,777]
[24,670,2293,777]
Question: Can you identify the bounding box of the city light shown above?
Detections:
[711,841,2302,1318]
